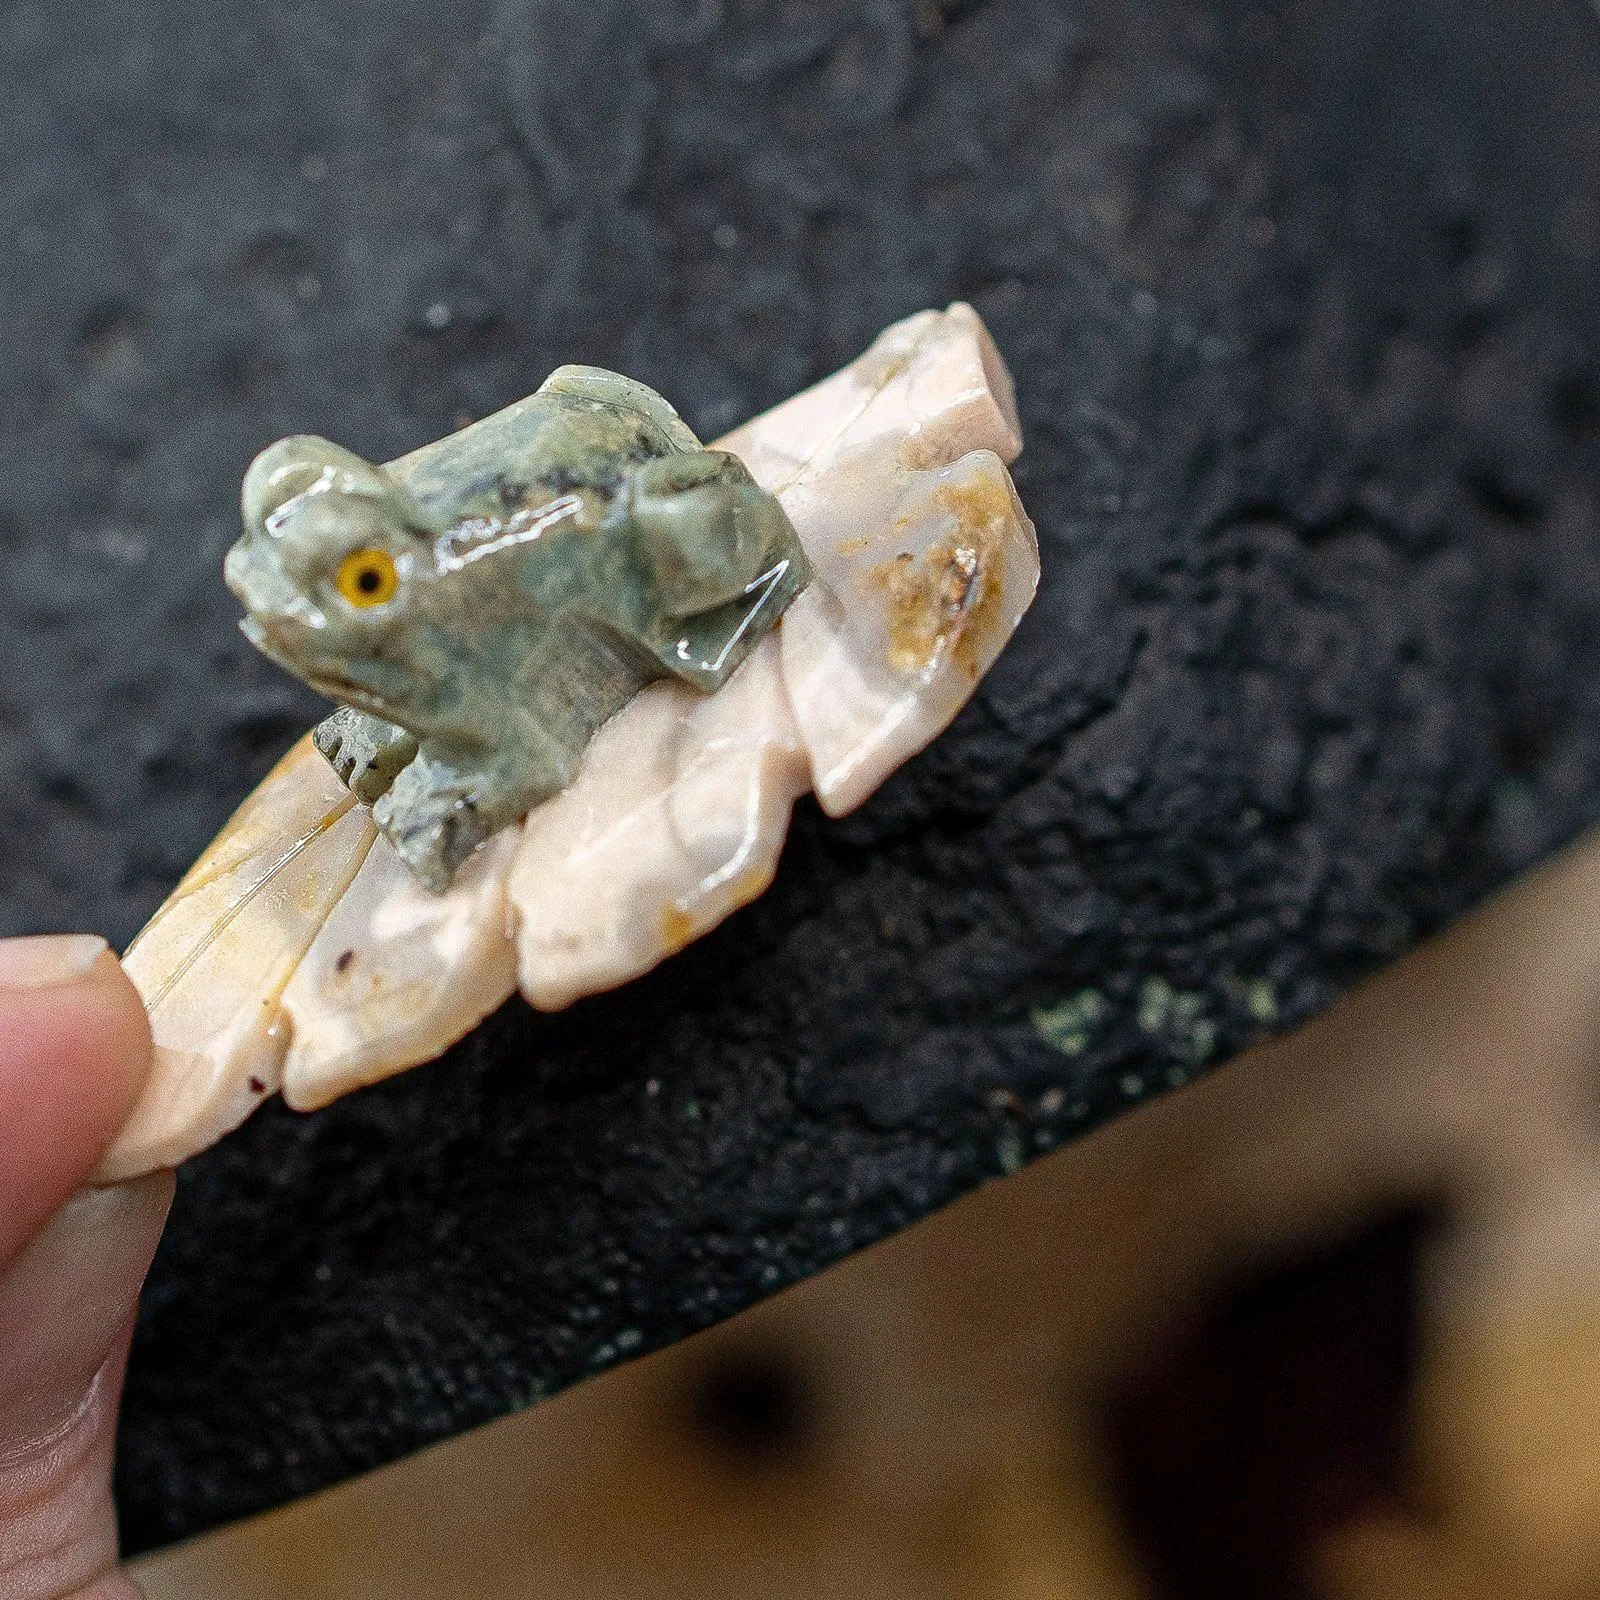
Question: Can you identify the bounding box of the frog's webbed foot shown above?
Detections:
[315,707,420,805]
[630,450,812,692]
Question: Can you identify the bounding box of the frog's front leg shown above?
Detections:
[371,731,579,892]
[630,450,811,692]
[314,706,420,804]
[368,746,500,893]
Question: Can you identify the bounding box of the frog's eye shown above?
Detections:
[335,547,399,608]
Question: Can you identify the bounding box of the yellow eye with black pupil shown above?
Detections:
[335,548,399,608]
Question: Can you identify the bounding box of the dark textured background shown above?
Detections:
[1,0,1597,1552]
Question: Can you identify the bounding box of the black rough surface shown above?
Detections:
[1,0,1597,1552]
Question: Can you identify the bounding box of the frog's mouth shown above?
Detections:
[238,612,313,671]
[239,614,406,724]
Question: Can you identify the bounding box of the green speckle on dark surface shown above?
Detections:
[1031,989,1107,1055]
[0,0,1598,1554]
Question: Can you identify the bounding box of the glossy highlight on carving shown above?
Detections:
[227,365,811,892]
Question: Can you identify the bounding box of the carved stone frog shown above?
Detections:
[225,366,811,890]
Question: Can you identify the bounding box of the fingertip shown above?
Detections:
[0,940,154,1267]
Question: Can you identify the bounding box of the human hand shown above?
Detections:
[0,936,170,1600]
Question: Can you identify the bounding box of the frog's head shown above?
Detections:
[228,437,444,725]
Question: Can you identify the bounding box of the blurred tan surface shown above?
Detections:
[136,828,1600,1600]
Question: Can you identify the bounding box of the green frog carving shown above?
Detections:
[225,366,811,891]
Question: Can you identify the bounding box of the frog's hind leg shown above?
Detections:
[314,707,420,804]
[631,450,812,693]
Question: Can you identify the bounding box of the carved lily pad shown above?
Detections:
[96,304,1038,1183]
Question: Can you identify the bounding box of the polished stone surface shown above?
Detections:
[1,0,1597,1552]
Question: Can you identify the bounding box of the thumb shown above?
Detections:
[0,936,172,1600]
[0,937,154,1268]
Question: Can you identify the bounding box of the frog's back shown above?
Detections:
[386,366,702,528]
